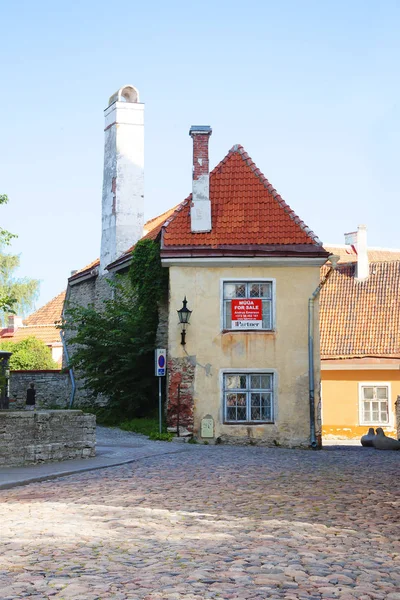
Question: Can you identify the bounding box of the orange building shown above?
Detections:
[321,230,400,440]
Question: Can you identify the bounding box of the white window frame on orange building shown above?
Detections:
[358,382,393,427]
[220,278,276,332]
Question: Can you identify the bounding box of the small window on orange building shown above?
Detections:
[360,385,389,425]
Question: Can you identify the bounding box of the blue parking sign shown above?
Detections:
[155,349,166,377]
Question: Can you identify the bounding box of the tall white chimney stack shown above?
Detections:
[100,85,144,273]
[344,224,369,280]
[189,125,212,233]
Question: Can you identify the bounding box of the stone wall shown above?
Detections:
[64,273,115,406]
[10,370,71,410]
[0,410,96,466]
[396,395,400,438]
[65,270,169,408]
[167,356,196,433]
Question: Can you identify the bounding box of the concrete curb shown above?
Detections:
[0,446,189,491]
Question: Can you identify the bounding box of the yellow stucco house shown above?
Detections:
[321,231,400,440]
[158,127,330,446]
[64,87,333,446]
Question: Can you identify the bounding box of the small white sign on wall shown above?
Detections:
[201,415,214,438]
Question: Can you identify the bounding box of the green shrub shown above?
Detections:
[0,336,58,370]
[120,417,159,436]
[148,431,173,442]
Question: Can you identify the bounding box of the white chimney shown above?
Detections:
[189,125,212,233]
[344,224,369,280]
[100,85,144,273]
[8,315,24,332]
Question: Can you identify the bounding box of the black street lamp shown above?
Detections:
[177,297,192,346]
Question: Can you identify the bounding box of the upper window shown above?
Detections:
[360,384,390,425]
[222,280,273,330]
[223,372,274,423]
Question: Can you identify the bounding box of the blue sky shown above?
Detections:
[0,0,399,310]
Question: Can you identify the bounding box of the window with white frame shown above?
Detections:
[360,384,390,425]
[223,281,273,330]
[223,372,274,423]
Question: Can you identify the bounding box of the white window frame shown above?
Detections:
[220,278,276,332]
[358,382,392,427]
[220,368,277,424]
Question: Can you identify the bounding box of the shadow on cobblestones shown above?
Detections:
[0,446,399,599]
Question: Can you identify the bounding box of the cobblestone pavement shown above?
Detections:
[0,444,399,600]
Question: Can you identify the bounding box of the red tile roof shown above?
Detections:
[320,261,400,359]
[0,325,61,346]
[24,291,66,326]
[0,291,65,349]
[70,144,328,280]
[162,145,324,251]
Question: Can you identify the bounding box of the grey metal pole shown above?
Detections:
[308,264,336,448]
[159,377,162,434]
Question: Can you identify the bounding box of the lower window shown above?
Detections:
[360,384,389,425]
[223,372,274,423]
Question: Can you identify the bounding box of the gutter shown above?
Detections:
[60,283,76,409]
[308,256,339,447]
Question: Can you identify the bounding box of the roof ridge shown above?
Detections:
[144,205,180,227]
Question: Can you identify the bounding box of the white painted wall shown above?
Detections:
[356,224,369,280]
[191,174,212,232]
[100,85,144,273]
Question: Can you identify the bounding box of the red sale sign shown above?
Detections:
[231,299,263,329]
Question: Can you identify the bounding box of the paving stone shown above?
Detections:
[0,438,399,599]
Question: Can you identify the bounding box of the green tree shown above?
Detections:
[0,193,39,321]
[62,238,168,419]
[0,337,58,370]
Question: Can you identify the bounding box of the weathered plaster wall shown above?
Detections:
[0,410,96,466]
[9,370,70,409]
[321,370,400,439]
[167,265,321,447]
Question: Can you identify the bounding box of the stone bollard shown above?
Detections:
[361,428,376,447]
[372,427,400,451]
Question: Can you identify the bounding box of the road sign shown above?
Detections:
[155,348,166,377]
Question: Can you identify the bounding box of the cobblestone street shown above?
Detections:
[0,442,399,600]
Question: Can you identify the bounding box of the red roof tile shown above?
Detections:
[162,145,324,249]
[320,261,400,359]
[0,325,61,346]
[24,291,66,326]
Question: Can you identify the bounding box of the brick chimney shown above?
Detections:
[189,125,212,232]
[344,224,369,280]
[100,85,144,274]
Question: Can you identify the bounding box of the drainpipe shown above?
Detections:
[308,255,339,448]
[60,283,76,409]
